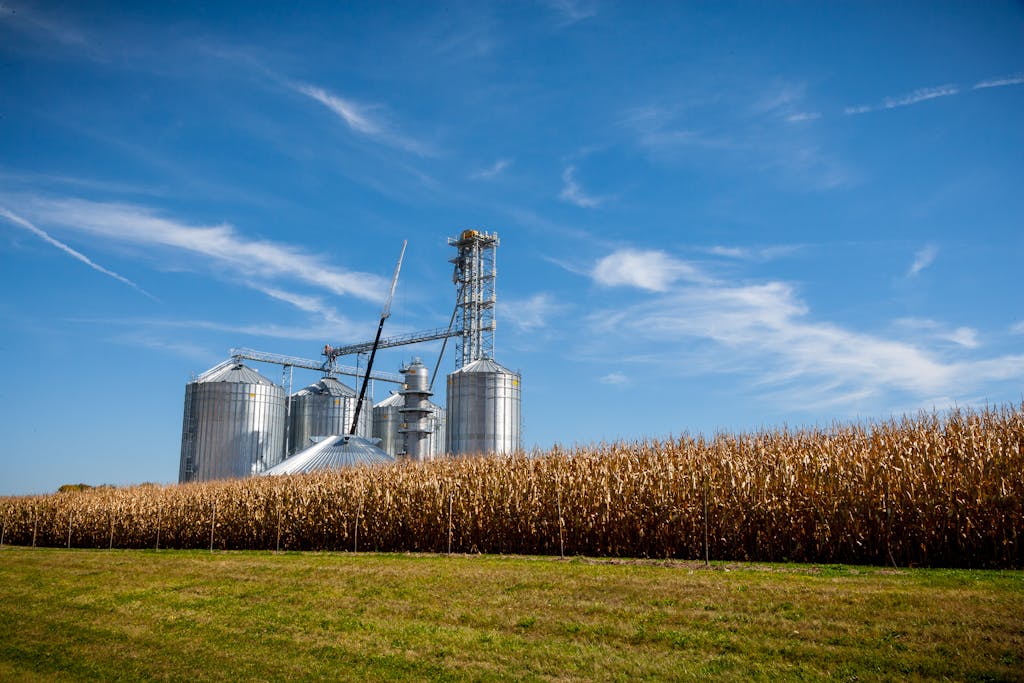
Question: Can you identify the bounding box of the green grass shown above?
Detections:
[1,548,1022,681]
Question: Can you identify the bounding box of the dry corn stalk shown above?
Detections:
[1,403,1020,567]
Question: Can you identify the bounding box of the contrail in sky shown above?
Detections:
[0,205,157,300]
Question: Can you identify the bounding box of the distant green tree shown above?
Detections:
[57,483,94,493]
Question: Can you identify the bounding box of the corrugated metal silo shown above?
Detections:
[372,391,404,457]
[445,358,520,456]
[179,361,286,483]
[430,404,447,458]
[288,376,370,456]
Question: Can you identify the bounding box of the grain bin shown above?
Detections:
[288,376,370,456]
[429,404,447,459]
[445,358,520,456]
[179,361,286,482]
[261,435,394,475]
[372,391,404,457]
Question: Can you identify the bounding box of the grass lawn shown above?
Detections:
[0,548,1021,681]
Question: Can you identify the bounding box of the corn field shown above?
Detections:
[2,404,1021,567]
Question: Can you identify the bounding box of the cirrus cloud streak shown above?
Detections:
[585,247,1024,409]
[293,82,433,156]
[6,195,389,303]
[0,205,156,299]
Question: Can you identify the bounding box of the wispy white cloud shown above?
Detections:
[704,246,750,260]
[0,205,156,299]
[593,249,707,292]
[154,318,352,342]
[945,327,979,349]
[621,91,852,190]
[559,165,604,208]
[244,283,355,336]
[751,84,814,121]
[0,168,166,197]
[472,158,512,180]
[599,371,629,385]
[73,315,360,343]
[293,82,432,155]
[109,331,215,362]
[973,73,1024,90]
[501,293,566,332]
[786,112,821,123]
[621,105,730,153]
[704,244,802,262]
[0,1,96,53]
[295,84,380,135]
[1012,321,1024,335]
[424,8,498,60]
[250,285,332,317]
[506,206,616,250]
[583,247,1024,408]
[895,318,980,349]
[624,72,1014,191]
[908,245,937,277]
[543,0,597,26]
[9,196,388,304]
[541,255,593,279]
[791,72,1023,119]
[845,84,960,115]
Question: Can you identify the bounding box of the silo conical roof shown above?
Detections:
[446,357,519,456]
[287,375,369,454]
[262,435,394,475]
[305,376,357,397]
[197,362,274,385]
[375,391,404,407]
[451,358,516,375]
[180,361,285,482]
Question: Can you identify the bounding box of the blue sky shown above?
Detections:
[1,1,1021,494]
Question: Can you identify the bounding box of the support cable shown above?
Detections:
[429,283,464,393]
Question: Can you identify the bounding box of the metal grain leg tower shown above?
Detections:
[449,230,498,367]
[399,358,434,461]
[446,229,521,456]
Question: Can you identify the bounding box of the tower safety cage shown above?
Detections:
[449,229,498,368]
